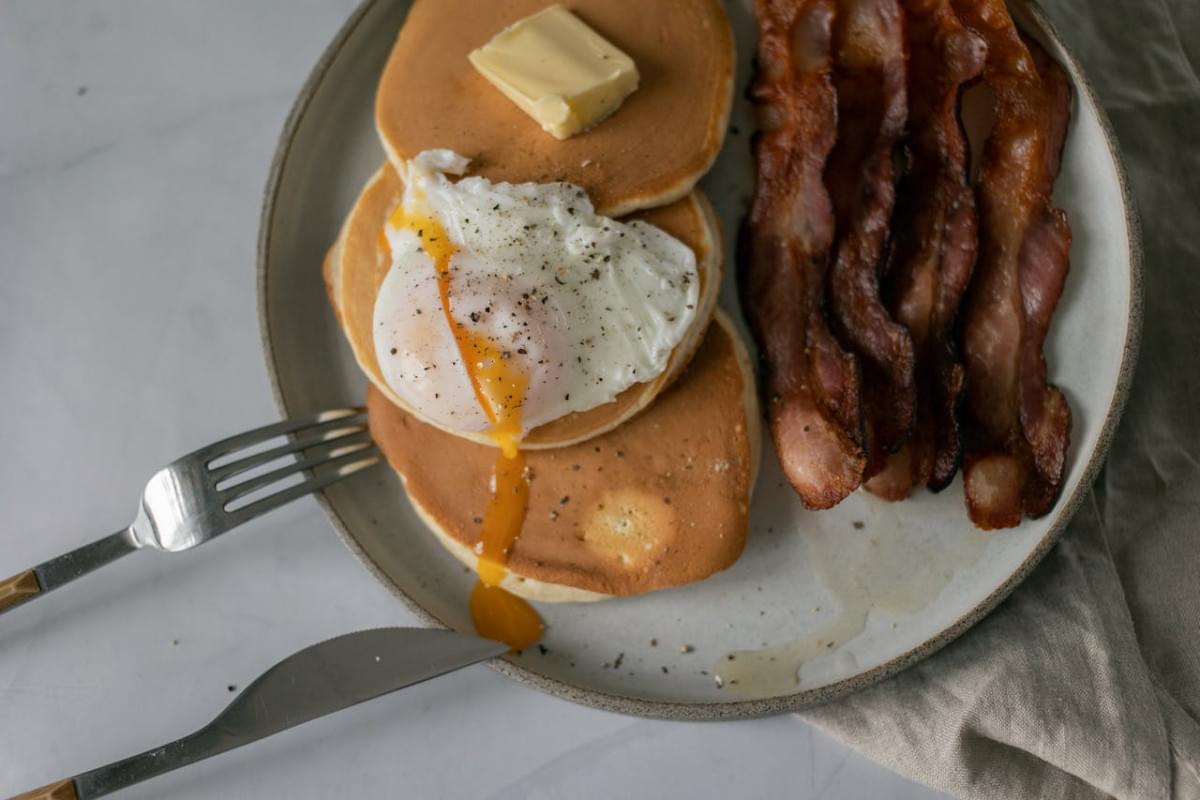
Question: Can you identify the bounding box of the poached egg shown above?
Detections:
[372,149,700,447]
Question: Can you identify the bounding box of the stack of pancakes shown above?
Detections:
[324,0,760,601]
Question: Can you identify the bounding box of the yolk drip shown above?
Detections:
[475,448,530,585]
[470,583,544,652]
[387,203,544,652]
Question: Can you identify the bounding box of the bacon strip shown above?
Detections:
[741,0,867,510]
[1019,37,1072,517]
[866,0,985,500]
[953,0,1073,529]
[824,0,914,475]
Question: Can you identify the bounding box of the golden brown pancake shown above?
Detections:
[369,311,761,600]
[324,164,722,450]
[375,0,735,217]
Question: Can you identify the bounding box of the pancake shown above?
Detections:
[375,0,735,217]
[324,164,723,450]
[369,311,761,601]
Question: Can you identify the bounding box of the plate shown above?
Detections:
[258,0,1141,718]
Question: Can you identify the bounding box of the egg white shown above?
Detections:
[373,150,699,437]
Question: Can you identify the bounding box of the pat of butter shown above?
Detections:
[468,4,639,140]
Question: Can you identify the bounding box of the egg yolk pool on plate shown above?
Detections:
[372,150,699,649]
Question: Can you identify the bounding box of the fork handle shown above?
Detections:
[0,529,138,617]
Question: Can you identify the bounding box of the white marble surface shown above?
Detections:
[0,2,949,797]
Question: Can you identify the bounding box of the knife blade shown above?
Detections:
[12,628,506,799]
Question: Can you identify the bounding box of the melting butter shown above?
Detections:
[715,518,990,697]
[468,4,639,140]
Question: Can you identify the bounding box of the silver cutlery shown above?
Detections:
[0,408,379,616]
[11,627,507,799]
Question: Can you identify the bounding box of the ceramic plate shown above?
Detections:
[258,0,1141,718]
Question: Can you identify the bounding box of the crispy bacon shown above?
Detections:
[953,0,1073,529]
[823,0,914,475]
[866,0,985,500]
[741,0,867,510]
[1019,37,1072,517]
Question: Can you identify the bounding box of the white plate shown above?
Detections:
[258,0,1141,718]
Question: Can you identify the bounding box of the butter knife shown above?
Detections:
[11,628,506,799]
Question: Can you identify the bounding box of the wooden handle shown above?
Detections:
[0,570,40,613]
[11,779,77,800]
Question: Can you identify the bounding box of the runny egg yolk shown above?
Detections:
[387,203,545,652]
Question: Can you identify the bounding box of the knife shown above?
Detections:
[11,628,507,799]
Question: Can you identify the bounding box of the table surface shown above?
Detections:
[0,2,948,798]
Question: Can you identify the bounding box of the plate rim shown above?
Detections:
[256,0,1144,720]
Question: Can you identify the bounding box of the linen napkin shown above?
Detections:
[799,1,1200,797]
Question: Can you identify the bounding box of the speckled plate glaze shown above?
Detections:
[258,0,1140,718]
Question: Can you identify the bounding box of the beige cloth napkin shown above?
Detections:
[799,1,1200,797]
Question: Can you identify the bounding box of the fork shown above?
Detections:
[0,408,380,617]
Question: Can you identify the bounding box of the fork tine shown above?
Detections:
[191,408,366,467]
[224,448,381,525]
[209,422,370,483]
[220,435,374,503]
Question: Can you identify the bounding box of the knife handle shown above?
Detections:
[0,570,40,613]
[10,779,77,800]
